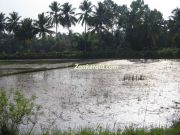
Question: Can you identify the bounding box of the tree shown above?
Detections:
[88,2,110,34]
[0,12,6,34]
[78,0,94,34]
[117,5,129,31]
[14,18,38,41]
[6,12,21,34]
[143,9,164,48]
[48,1,61,37]
[171,8,180,22]
[125,0,149,50]
[103,0,120,33]
[61,2,77,31]
[114,5,129,47]
[87,2,112,49]
[78,0,94,52]
[168,8,180,47]
[34,13,54,39]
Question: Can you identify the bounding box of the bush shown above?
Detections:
[0,90,40,135]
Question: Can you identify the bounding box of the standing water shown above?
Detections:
[0,59,180,131]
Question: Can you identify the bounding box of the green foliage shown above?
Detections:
[168,8,180,47]
[6,12,21,34]
[48,1,62,37]
[0,0,180,58]
[158,48,178,58]
[0,90,39,135]
[1,48,180,59]
[34,13,54,39]
[61,3,77,29]
[14,18,38,40]
[0,13,6,34]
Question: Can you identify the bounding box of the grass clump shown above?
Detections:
[46,127,180,135]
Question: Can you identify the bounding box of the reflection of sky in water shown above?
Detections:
[0,60,180,130]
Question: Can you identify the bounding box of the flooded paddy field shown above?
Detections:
[0,59,104,77]
[0,59,180,131]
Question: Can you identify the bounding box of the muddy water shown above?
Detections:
[0,59,180,130]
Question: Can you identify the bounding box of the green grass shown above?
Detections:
[32,127,180,135]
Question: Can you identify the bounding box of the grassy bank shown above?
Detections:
[41,127,180,135]
[0,48,180,59]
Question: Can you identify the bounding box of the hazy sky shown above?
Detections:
[0,0,179,33]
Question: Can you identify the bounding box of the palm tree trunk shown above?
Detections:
[84,22,87,52]
[55,13,58,38]
[85,22,87,35]
[42,33,45,40]
[56,23,58,38]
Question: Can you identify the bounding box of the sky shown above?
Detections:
[0,0,179,33]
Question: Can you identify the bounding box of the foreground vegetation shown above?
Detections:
[0,0,180,59]
[0,90,40,135]
[0,89,180,135]
[43,128,180,135]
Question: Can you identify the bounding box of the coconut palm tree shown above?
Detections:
[0,12,6,34]
[78,0,94,34]
[78,0,94,52]
[88,2,110,34]
[6,12,21,34]
[171,8,180,21]
[48,1,61,37]
[34,13,54,39]
[169,8,180,32]
[15,18,37,40]
[61,2,77,31]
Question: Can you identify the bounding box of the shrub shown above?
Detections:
[0,90,40,135]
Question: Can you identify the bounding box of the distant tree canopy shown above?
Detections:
[0,0,180,54]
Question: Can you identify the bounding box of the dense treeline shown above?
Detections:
[0,0,180,58]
